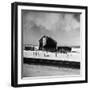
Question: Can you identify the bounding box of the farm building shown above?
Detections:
[24,45,34,51]
[39,35,57,52]
[57,46,72,53]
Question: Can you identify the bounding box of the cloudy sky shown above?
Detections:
[22,10,80,46]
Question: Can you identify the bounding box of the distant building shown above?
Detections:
[24,44,38,51]
[24,46,34,51]
[39,35,57,52]
[57,46,72,53]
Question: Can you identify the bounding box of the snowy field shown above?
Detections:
[23,48,81,62]
[22,63,80,77]
[23,48,80,77]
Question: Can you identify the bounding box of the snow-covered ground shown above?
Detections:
[23,64,80,77]
[23,48,81,62]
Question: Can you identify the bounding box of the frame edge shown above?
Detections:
[11,2,88,87]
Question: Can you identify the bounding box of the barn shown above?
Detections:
[39,36,57,52]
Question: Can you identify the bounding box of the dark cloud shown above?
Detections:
[74,14,80,22]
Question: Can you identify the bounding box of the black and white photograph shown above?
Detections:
[22,10,81,77]
[11,2,87,87]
